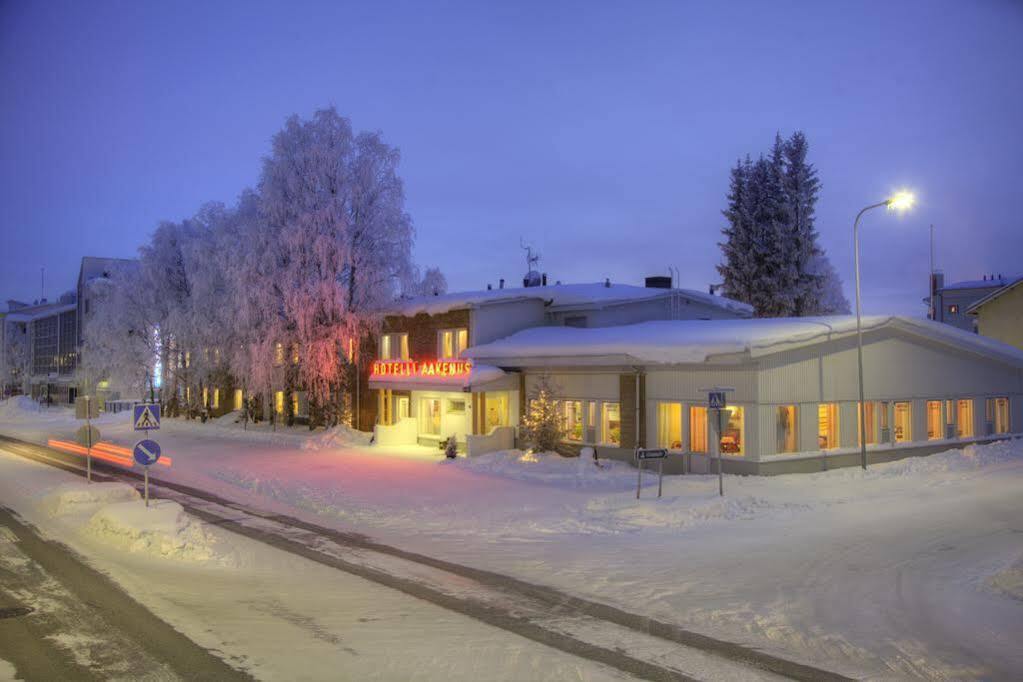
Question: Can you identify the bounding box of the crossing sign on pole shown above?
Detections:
[708,391,727,409]
[133,439,161,508]
[133,403,161,431]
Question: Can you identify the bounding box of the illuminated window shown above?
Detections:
[894,402,912,442]
[657,402,683,450]
[447,399,465,414]
[202,387,208,407]
[776,405,797,453]
[588,402,596,430]
[438,328,468,359]
[818,403,839,450]
[990,397,1010,434]
[485,393,508,430]
[274,343,284,365]
[689,405,708,453]
[926,401,942,440]
[601,402,621,446]
[233,389,244,411]
[292,393,299,416]
[720,406,744,456]
[564,400,584,441]
[948,304,958,314]
[421,398,441,435]
[858,401,877,446]
[274,390,284,414]
[380,333,409,360]
[291,344,299,365]
[956,399,974,438]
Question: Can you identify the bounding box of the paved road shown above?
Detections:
[0,507,251,682]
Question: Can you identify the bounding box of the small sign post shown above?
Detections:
[133,439,161,507]
[635,448,668,499]
[700,386,735,497]
[75,395,100,483]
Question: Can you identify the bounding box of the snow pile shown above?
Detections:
[85,500,232,565]
[0,395,41,419]
[988,556,1023,601]
[450,449,635,490]
[38,482,140,517]
[823,439,1023,482]
[302,424,372,450]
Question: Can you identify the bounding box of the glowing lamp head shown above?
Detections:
[887,191,916,212]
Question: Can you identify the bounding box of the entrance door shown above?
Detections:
[421,398,441,435]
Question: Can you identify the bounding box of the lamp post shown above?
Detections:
[854,191,915,470]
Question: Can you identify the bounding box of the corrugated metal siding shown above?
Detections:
[524,371,620,400]
[646,366,757,402]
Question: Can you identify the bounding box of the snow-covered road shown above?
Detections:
[1,398,1021,679]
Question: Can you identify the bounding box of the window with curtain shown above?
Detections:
[956,399,974,438]
[564,400,584,441]
[721,406,744,456]
[439,328,468,359]
[689,405,708,452]
[818,403,839,450]
[602,402,621,446]
[657,402,683,450]
[992,397,1010,434]
[894,402,912,442]
[926,401,942,440]
[776,405,797,453]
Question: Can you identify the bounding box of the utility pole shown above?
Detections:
[929,225,935,321]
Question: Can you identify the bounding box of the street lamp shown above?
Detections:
[854,191,915,470]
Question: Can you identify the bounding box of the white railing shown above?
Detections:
[373,416,418,446]
[466,426,516,457]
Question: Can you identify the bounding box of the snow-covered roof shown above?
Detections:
[2,302,76,323]
[465,315,1023,368]
[965,276,1023,314]
[939,275,1018,292]
[387,282,752,317]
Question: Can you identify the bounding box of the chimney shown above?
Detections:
[487,283,492,290]
[499,278,504,289]
[604,278,611,288]
[542,273,547,286]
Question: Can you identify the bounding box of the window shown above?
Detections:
[292,393,300,416]
[894,402,912,442]
[564,400,584,441]
[274,390,284,415]
[818,403,839,450]
[447,399,466,414]
[421,398,441,435]
[858,401,877,446]
[991,397,1010,434]
[689,405,708,453]
[211,389,219,409]
[274,343,284,365]
[776,405,797,453]
[564,316,587,328]
[657,402,683,450]
[380,333,409,360]
[601,402,621,446]
[720,406,744,456]
[291,344,299,365]
[438,328,468,359]
[948,304,959,314]
[485,393,508,431]
[956,399,974,438]
[926,401,942,440]
[233,389,244,411]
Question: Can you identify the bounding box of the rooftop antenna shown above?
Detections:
[520,238,540,272]
[40,267,44,302]
[929,225,934,321]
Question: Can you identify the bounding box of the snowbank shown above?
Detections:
[38,482,140,517]
[302,424,373,450]
[85,500,233,565]
[0,395,41,419]
[449,449,635,490]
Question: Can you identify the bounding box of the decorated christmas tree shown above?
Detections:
[520,375,565,453]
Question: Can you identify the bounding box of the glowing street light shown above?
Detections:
[854,191,916,470]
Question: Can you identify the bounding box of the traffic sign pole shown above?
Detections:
[144,466,149,507]
[86,397,92,483]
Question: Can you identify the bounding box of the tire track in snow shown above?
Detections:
[0,433,853,682]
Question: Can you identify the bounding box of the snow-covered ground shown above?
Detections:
[0,448,630,681]
[2,398,1022,679]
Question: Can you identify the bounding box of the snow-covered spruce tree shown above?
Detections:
[520,375,566,454]
[806,253,851,314]
[781,131,824,316]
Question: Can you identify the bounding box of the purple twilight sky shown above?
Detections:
[2,0,1021,316]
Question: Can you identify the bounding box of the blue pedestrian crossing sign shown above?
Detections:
[708,392,727,409]
[133,403,161,431]
[133,439,161,466]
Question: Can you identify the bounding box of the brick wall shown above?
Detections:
[382,309,471,360]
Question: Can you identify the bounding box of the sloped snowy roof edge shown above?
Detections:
[965,277,1023,314]
[464,316,1023,368]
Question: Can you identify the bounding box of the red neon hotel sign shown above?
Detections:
[371,359,473,378]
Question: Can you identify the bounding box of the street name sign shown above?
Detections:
[133,404,161,431]
[635,448,668,460]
